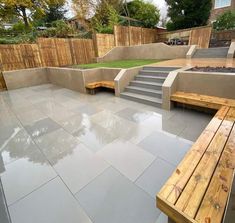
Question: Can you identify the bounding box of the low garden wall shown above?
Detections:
[97,43,190,62]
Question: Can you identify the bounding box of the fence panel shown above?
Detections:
[70,39,95,64]
[189,26,212,48]
[94,33,115,57]
[114,25,129,46]
[141,28,157,44]
[37,38,59,67]
[129,26,142,45]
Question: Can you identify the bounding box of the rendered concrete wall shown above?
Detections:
[3,68,49,90]
[98,43,190,62]
[227,42,235,59]
[47,67,86,93]
[177,71,235,99]
[114,66,142,96]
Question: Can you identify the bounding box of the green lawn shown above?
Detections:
[72,59,162,69]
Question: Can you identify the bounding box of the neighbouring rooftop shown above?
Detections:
[0,84,213,223]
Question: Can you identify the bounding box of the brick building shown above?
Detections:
[210,0,235,22]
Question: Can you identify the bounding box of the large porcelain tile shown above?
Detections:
[135,158,175,198]
[0,129,38,165]
[155,213,168,223]
[54,144,109,194]
[37,130,80,165]
[0,125,23,145]
[97,140,155,181]
[0,179,11,223]
[72,104,103,116]
[9,177,92,223]
[76,167,160,223]
[73,123,117,153]
[139,131,192,166]
[1,149,57,205]
[98,101,128,113]
[24,118,61,138]
[116,107,152,123]
[140,113,162,131]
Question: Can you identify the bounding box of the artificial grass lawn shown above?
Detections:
[73,59,162,69]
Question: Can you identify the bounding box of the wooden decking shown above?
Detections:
[157,106,235,223]
[171,92,235,110]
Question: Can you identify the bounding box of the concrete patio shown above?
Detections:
[0,84,213,223]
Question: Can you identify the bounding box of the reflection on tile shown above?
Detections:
[116,107,152,123]
[0,179,11,223]
[9,177,92,223]
[98,140,155,181]
[136,158,175,198]
[16,109,47,125]
[73,123,117,153]
[72,104,102,116]
[1,149,57,205]
[0,129,38,165]
[54,144,109,194]
[24,118,61,138]
[76,167,160,223]
[139,131,192,166]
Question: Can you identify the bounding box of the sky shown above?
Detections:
[66,0,168,19]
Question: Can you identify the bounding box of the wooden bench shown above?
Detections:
[157,105,235,223]
[85,81,115,94]
[171,91,235,110]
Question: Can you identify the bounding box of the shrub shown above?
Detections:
[213,10,235,31]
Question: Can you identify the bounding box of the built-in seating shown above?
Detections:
[157,92,235,223]
[85,81,115,94]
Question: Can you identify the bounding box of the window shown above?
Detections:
[215,0,231,9]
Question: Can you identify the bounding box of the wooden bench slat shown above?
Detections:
[86,81,115,90]
[157,106,230,205]
[175,118,233,218]
[195,125,235,223]
[171,92,235,109]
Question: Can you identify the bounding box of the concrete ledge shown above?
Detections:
[227,42,235,59]
[98,43,191,62]
[3,68,48,90]
[186,45,197,59]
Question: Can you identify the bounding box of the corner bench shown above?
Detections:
[157,92,235,223]
[85,81,115,94]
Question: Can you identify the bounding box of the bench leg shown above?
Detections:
[168,217,176,223]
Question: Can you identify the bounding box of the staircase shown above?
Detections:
[193,47,229,58]
[120,67,179,107]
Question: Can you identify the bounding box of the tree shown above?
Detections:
[0,0,65,27]
[122,0,160,28]
[213,10,235,31]
[166,0,212,31]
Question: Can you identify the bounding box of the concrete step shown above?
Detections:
[139,70,169,77]
[130,80,162,90]
[143,66,180,72]
[120,92,162,107]
[135,75,166,83]
[193,47,229,58]
[125,86,162,98]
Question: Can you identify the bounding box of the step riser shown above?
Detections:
[143,67,179,72]
[125,88,162,98]
[130,82,162,90]
[139,71,168,77]
[120,94,162,108]
[135,76,165,83]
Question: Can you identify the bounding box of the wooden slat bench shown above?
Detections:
[171,91,235,110]
[86,81,115,94]
[157,91,235,223]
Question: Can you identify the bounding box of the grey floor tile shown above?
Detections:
[97,140,155,181]
[135,158,175,198]
[72,104,103,116]
[139,131,192,166]
[73,123,117,153]
[54,144,109,194]
[116,107,152,123]
[0,179,11,223]
[155,213,168,223]
[24,118,61,138]
[9,177,92,223]
[1,149,57,205]
[76,167,160,223]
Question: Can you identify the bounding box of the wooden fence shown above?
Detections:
[0,38,96,71]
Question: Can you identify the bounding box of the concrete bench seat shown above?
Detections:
[157,105,235,223]
[85,81,115,94]
[171,91,235,110]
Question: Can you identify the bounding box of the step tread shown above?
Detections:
[120,92,162,104]
[131,80,162,86]
[140,70,169,74]
[125,86,162,94]
[136,75,166,79]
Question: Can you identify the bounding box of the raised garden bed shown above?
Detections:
[189,66,235,73]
